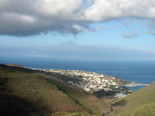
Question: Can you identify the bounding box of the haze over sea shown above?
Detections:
[1,57,155,90]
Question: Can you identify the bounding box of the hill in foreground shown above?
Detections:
[0,64,111,116]
[115,102,155,116]
[112,81,155,116]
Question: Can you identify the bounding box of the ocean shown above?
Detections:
[0,57,155,90]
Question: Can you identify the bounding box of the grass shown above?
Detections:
[112,82,155,116]
[2,63,155,116]
[0,64,111,116]
[56,84,111,115]
[0,64,88,116]
[52,111,99,116]
[37,71,111,115]
[116,102,155,116]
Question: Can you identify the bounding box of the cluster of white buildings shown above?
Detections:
[28,68,129,98]
[50,69,119,92]
[114,93,128,98]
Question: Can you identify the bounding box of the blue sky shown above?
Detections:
[0,0,155,61]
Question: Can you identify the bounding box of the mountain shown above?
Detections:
[1,41,155,60]
[58,41,78,46]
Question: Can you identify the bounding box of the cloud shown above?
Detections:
[0,0,85,36]
[149,29,155,35]
[123,31,139,38]
[0,0,155,36]
[85,0,155,22]
[148,20,155,35]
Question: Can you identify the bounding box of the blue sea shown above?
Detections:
[0,57,155,90]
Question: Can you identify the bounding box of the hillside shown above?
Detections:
[36,71,111,115]
[1,63,155,116]
[0,64,88,116]
[116,102,155,116]
[112,81,155,116]
[0,64,111,116]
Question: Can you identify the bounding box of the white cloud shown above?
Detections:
[85,0,155,21]
[73,25,85,32]
[0,0,155,36]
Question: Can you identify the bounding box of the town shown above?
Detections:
[26,67,149,98]
[28,67,133,98]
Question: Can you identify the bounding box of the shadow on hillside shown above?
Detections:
[93,89,106,98]
[0,92,51,116]
[93,89,116,99]
[112,100,127,107]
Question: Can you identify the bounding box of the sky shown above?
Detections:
[0,0,155,61]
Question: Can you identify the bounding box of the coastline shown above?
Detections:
[1,57,155,87]
[26,66,148,98]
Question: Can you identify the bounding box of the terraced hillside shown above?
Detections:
[0,64,111,116]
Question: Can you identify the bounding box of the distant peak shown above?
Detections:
[59,41,78,46]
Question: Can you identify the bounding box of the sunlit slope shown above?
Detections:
[113,82,155,115]
[116,102,155,116]
[0,64,88,116]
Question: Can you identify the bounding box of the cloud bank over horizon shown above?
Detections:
[0,0,155,37]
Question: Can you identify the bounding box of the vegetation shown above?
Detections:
[52,111,98,116]
[0,64,87,116]
[2,63,155,116]
[116,102,155,116]
[36,69,112,115]
[0,64,111,116]
[112,82,155,116]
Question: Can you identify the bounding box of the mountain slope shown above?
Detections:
[112,82,155,115]
[0,64,88,116]
[35,69,112,115]
[0,64,111,116]
[116,102,155,116]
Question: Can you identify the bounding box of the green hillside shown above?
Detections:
[116,102,155,116]
[0,64,88,116]
[38,72,111,115]
[1,63,155,116]
[112,82,155,116]
[0,64,111,116]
